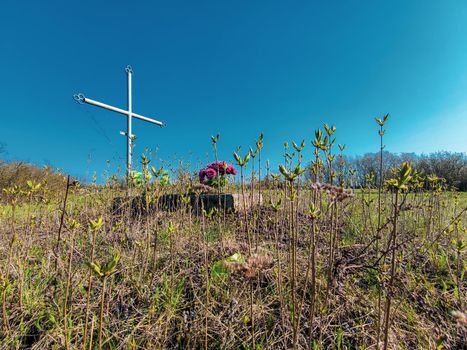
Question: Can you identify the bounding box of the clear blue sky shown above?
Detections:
[1,0,466,181]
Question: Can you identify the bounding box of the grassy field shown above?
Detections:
[0,157,466,349]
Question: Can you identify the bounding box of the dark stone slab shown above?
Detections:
[189,193,234,215]
[111,195,147,216]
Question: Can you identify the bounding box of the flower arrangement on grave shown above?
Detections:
[198,161,237,188]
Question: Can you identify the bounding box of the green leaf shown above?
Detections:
[456,240,466,252]
[103,253,120,276]
[233,152,241,165]
[67,219,80,230]
[211,261,229,279]
[256,133,264,150]
[279,165,289,179]
[167,221,175,234]
[244,152,251,164]
[324,123,336,136]
[314,129,322,142]
[375,113,389,126]
[89,217,104,231]
[88,261,104,277]
[212,252,245,280]
[211,133,220,144]
[308,203,320,219]
[226,252,244,263]
[399,161,412,184]
[293,165,305,177]
[150,166,163,177]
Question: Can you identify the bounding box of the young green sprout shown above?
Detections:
[83,216,104,349]
[278,164,305,182]
[89,252,121,350]
[382,161,412,350]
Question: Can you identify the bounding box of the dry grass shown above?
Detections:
[0,181,465,349]
[0,127,466,349]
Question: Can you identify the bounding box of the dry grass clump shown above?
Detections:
[224,253,273,279]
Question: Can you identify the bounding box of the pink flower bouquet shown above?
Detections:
[199,161,237,188]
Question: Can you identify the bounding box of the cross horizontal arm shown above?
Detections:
[84,97,165,127]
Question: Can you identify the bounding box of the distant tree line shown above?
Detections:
[305,151,467,191]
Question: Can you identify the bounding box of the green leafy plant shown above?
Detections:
[88,252,120,350]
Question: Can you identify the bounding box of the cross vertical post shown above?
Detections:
[73,65,166,184]
[126,65,133,178]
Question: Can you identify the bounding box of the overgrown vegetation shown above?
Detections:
[0,117,466,349]
[0,161,68,202]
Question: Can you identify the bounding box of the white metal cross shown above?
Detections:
[73,65,165,179]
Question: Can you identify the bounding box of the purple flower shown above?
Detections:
[205,168,217,179]
[207,161,228,175]
[198,169,207,183]
[226,165,237,175]
[199,167,216,183]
